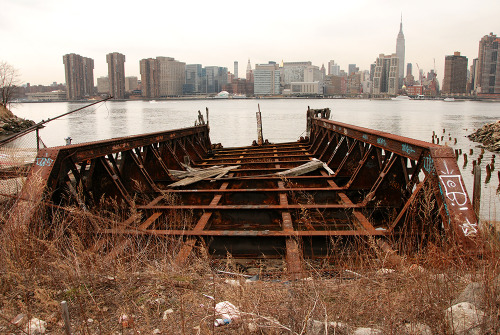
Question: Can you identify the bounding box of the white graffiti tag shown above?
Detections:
[461,218,478,237]
[439,174,467,206]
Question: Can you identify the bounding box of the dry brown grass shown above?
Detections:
[0,198,499,334]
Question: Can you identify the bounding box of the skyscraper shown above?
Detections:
[475,33,500,95]
[254,62,280,95]
[140,57,186,97]
[106,52,126,99]
[442,52,468,94]
[246,59,254,82]
[234,61,239,79]
[396,16,405,89]
[63,53,94,100]
[328,60,340,76]
[372,53,399,95]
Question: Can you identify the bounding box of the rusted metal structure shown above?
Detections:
[8,108,480,276]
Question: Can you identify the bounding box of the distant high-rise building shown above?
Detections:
[442,52,468,94]
[125,77,138,92]
[254,62,280,95]
[97,76,109,94]
[246,59,254,83]
[328,60,340,76]
[475,33,500,95]
[348,64,359,75]
[396,15,405,88]
[372,53,399,95]
[407,63,412,76]
[63,53,94,100]
[283,61,312,85]
[106,52,126,99]
[204,66,228,93]
[234,61,239,79]
[140,58,159,98]
[140,57,185,97]
[184,64,203,94]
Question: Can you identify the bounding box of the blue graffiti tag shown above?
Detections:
[36,157,54,167]
[376,138,387,146]
[362,134,368,140]
[402,144,416,155]
[423,156,434,173]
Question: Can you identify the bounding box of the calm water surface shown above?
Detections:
[12,99,500,219]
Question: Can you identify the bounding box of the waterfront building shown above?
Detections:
[125,76,138,92]
[156,57,186,96]
[372,53,399,96]
[184,64,203,94]
[97,77,109,94]
[203,66,228,94]
[288,82,321,95]
[282,61,312,86]
[475,33,500,96]
[140,58,159,98]
[254,62,280,95]
[63,53,94,100]
[140,57,185,97]
[106,52,126,99]
[26,90,67,102]
[442,52,468,94]
[396,16,405,89]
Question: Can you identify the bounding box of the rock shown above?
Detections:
[469,121,500,152]
[353,327,383,335]
[376,268,395,275]
[24,318,46,334]
[162,308,174,320]
[445,302,485,335]
[10,313,27,326]
[399,322,433,334]
[454,282,485,309]
[305,319,350,335]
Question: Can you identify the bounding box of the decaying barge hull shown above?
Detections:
[8,108,480,276]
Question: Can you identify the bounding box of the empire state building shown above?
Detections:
[396,16,405,88]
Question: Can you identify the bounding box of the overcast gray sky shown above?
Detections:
[2,0,499,86]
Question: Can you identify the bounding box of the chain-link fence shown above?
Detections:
[0,126,46,199]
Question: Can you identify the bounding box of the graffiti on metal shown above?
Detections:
[376,138,387,147]
[36,157,54,167]
[423,156,434,173]
[438,161,477,237]
[438,162,467,207]
[402,143,416,155]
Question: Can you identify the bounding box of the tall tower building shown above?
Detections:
[246,59,254,83]
[234,61,239,79]
[63,53,94,100]
[106,52,126,99]
[139,57,186,97]
[476,33,500,95]
[396,15,405,89]
[442,52,468,94]
[328,60,340,76]
[372,53,399,95]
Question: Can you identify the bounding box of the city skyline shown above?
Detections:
[2,0,499,86]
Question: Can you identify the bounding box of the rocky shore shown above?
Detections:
[468,120,500,152]
[0,105,36,140]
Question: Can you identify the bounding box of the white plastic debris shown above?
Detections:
[214,301,240,327]
[24,318,46,334]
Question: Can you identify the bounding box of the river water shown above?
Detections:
[11,98,500,220]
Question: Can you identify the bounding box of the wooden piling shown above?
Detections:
[473,165,481,218]
[61,301,72,335]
